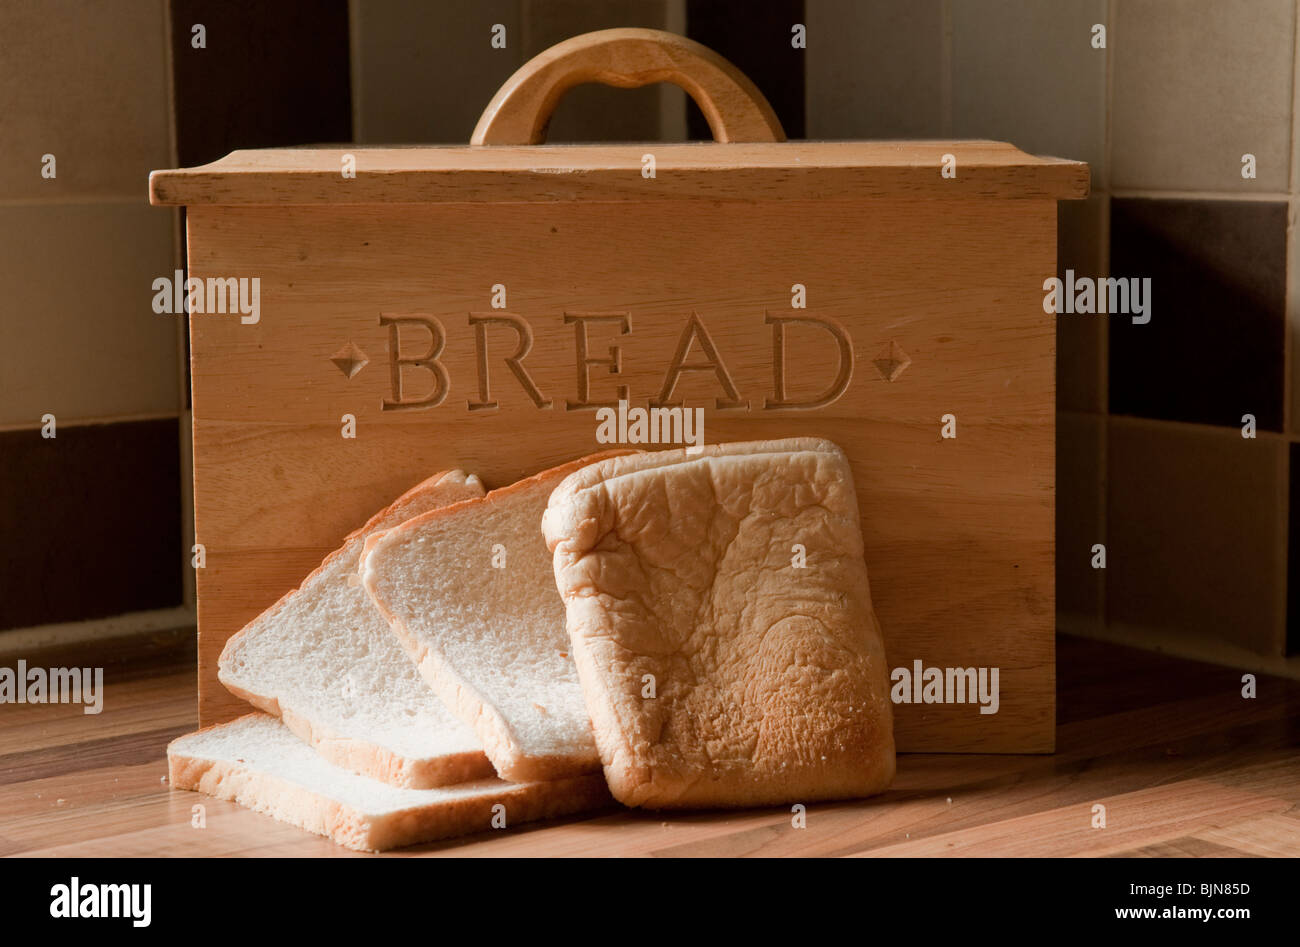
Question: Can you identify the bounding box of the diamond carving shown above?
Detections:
[872,341,911,382]
[331,341,369,379]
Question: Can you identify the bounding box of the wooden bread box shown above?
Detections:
[150,29,1088,753]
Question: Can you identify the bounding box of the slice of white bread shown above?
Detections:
[360,451,634,782]
[218,469,493,789]
[167,714,612,852]
[542,439,897,809]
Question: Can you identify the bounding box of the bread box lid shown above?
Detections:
[150,29,1088,208]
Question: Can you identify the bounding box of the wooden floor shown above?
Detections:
[2,633,1298,857]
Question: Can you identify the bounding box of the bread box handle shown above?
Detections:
[471,28,786,145]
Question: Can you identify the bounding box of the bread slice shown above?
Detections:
[218,469,494,789]
[360,451,633,782]
[542,439,897,809]
[167,714,612,852]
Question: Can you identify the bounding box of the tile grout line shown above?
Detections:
[1100,0,1117,633]
[161,1,178,173]
[520,0,532,63]
[1104,412,1298,442]
[162,0,185,422]
[939,0,953,138]
[661,0,688,141]
[348,0,363,144]
[0,412,181,435]
[1109,188,1291,202]
[0,195,157,208]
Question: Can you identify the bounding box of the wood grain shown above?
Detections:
[181,196,1057,751]
[149,141,1088,205]
[2,636,1296,857]
[471,28,785,145]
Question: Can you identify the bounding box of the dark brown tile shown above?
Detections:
[169,0,352,166]
[1289,443,1300,656]
[1108,199,1287,431]
[0,419,182,631]
[1057,413,1103,632]
[687,0,804,139]
[1106,418,1284,656]
[1057,196,1106,413]
[169,0,350,409]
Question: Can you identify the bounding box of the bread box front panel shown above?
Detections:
[185,193,1056,752]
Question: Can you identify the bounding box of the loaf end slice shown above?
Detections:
[543,439,896,809]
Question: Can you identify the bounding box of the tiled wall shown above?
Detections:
[347,0,804,144]
[0,0,184,629]
[734,0,1293,667]
[1100,0,1293,664]
[0,0,354,632]
[6,1,1296,672]
[803,0,1297,667]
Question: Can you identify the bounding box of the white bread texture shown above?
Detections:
[218,469,493,789]
[360,451,634,782]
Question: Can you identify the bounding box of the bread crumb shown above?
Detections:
[533,703,549,715]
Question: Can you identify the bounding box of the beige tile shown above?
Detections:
[521,0,675,142]
[806,0,945,139]
[1112,0,1294,192]
[1057,412,1105,631]
[351,0,523,144]
[951,0,1106,178]
[1057,195,1107,412]
[1107,418,1285,655]
[0,0,170,201]
[0,203,180,425]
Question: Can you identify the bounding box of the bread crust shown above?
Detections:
[218,469,493,788]
[543,439,897,809]
[166,715,612,852]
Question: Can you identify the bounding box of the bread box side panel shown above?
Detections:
[186,197,1055,751]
